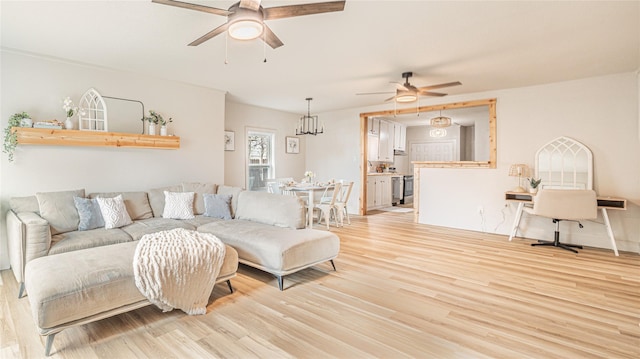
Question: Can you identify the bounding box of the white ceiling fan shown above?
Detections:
[153,0,346,48]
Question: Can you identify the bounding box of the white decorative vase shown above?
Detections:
[65,117,74,130]
[148,123,156,136]
[160,125,167,136]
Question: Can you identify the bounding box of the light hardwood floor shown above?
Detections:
[2,210,639,358]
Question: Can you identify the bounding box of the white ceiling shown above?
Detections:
[1,1,638,115]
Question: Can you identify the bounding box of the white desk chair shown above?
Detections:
[529,189,597,253]
[315,183,342,230]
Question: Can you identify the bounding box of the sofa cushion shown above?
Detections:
[97,195,133,229]
[235,191,306,229]
[89,192,153,220]
[121,218,197,241]
[184,215,225,228]
[216,185,243,218]
[182,182,216,215]
[198,220,340,275]
[48,227,133,255]
[148,185,182,217]
[10,195,40,213]
[36,189,85,235]
[203,194,232,220]
[74,197,105,231]
[162,191,195,220]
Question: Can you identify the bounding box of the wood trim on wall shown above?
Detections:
[359,98,497,218]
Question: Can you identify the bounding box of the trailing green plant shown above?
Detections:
[3,112,30,162]
[144,110,173,126]
[528,177,542,189]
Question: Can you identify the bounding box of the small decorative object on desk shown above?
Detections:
[62,96,78,130]
[528,177,541,193]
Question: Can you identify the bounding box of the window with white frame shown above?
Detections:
[247,130,275,191]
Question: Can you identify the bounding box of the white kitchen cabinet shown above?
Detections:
[393,123,406,151]
[367,117,380,135]
[367,175,393,210]
[367,134,379,162]
[377,119,394,161]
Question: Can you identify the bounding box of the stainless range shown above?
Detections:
[400,175,413,204]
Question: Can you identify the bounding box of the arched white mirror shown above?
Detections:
[535,136,593,190]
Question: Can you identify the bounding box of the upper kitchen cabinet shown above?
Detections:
[368,117,380,135]
[368,117,394,162]
[393,123,406,152]
[378,119,394,161]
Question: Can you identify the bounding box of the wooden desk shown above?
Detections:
[505,191,626,256]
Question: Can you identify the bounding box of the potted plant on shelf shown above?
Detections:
[528,177,542,193]
[3,112,31,162]
[144,110,173,136]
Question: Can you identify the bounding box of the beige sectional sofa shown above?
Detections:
[6,183,340,355]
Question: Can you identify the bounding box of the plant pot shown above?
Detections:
[529,187,538,194]
[148,123,156,136]
[160,125,167,136]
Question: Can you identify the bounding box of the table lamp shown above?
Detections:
[508,164,530,193]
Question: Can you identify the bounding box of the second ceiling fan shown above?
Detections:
[153,0,346,49]
[358,72,462,103]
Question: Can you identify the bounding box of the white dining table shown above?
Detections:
[286,184,334,229]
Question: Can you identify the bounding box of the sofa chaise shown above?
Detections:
[6,183,340,355]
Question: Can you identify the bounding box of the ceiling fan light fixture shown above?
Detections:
[228,19,264,40]
[430,110,452,128]
[396,91,417,103]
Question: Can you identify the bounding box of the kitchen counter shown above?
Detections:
[368,173,403,177]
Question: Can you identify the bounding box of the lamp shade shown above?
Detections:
[508,164,530,177]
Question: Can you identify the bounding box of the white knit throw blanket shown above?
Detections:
[134,228,226,315]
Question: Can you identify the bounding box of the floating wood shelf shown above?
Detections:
[14,127,180,150]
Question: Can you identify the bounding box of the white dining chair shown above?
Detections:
[334,181,354,225]
[315,182,342,230]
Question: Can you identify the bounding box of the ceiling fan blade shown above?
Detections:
[418,81,462,91]
[239,0,262,11]
[188,23,229,46]
[263,25,284,49]
[384,95,397,102]
[152,0,231,16]
[263,1,346,20]
[392,82,409,91]
[418,91,448,97]
[356,91,395,96]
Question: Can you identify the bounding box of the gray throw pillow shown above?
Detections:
[36,189,85,235]
[74,197,105,231]
[203,194,232,220]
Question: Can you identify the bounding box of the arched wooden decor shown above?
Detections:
[79,88,108,131]
[535,136,593,190]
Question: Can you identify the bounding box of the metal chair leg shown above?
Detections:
[226,280,234,293]
[330,259,336,271]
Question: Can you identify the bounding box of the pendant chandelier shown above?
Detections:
[429,110,451,138]
[296,98,324,136]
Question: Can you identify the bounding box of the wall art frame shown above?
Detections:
[286,136,300,154]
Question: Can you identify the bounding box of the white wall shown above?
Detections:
[308,72,640,253]
[224,101,305,188]
[0,50,226,269]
